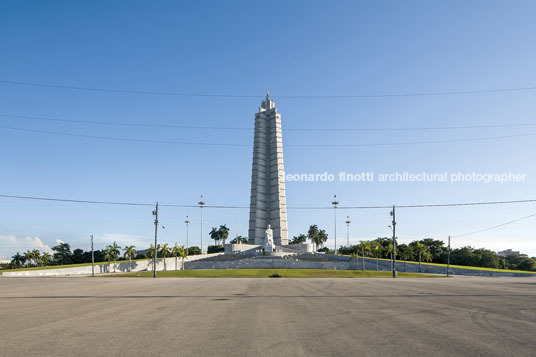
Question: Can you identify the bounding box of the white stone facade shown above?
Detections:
[248,93,289,245]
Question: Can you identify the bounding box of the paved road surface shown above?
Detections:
[0,276,535,356]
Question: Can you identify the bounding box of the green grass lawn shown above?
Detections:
[346,256,536,274]
[112,269,442,278]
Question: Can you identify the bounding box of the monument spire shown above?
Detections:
[248,91,288,246]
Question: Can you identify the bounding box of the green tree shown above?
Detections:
[123,245,137,272]
[146,244,156,270]
[414,242,427,272]
[171,243,182,271]
[52,243,72,265]
[358,241,371,271]
[159,243,171,271]
[210,227,220,245]
[10,252,24,267]
[230,236,248,244]
[307,225,319,251]
[419,238,446,262]
[218,225,230,245]
[290,234,307,245]
[104,245,112,271]
[423,251,432,265]
[187,246,201,255]
[71,248,85,264]
[104,242,121,273]
[40,252,52,266]
[316,229,328,250]
[178,245,187,270]
[371,241,382,271]
[24,250,33,267]
[31,249,41,266]
[397,244,413,272]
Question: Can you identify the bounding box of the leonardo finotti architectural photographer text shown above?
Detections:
[284,172,527,184]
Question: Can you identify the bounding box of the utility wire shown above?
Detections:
[454,213,536,238]
[1,194,535,210]
[2,79,536,98]
[0,125,250,147]
[2,113,536,132]
[1,124,535,147]
[0,114,251,131]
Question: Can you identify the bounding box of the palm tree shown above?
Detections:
[371,242,382,271]
[171,243,181,271]
[146,244,156,271]
[40,252,52,267]
[123,245,137,272]
[24,250,33,267]
[290,234,307,245]
[231,236,248,244]
[307,225,319,251]
[316,229,328,251]
[104,245,112,272]
[178,245,187,270]
[31,249,41,266]
[159,243,171,270]
[109,242,121,272]
[414,242,427,273]
[384,243,393,269]
[399,246,412,272]
[11,252,24,267]
[210,227,220,246]
[359,241,370,271]
[423,251,433,270]
[218,225,230,246]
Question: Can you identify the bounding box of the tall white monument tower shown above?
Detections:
[248,90,289,246]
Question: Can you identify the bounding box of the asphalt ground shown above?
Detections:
[0,276,535,356]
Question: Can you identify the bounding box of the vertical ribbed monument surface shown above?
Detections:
[248,91,288,246]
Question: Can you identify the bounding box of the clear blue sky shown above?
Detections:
[1,0,535,258]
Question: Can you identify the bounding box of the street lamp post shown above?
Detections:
[90,235,94,277]
[447,235,451,277]
[390,205,397,278]
[345,216,351,247]
[198,195,205,254]
[185,216,190,257]
[331,195,339,254]
[152,202,159,278]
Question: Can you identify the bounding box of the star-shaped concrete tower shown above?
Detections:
[248,90,289,245]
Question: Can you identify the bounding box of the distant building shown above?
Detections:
[0,259,11,264]
[497,249,520,257]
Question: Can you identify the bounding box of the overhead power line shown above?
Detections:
[1,124,535,147]
[0,114,250,131]
[1,79,536,98]
[0,125,250,147]
[2,113,536,132]
[0,194,535,210]
[454,213,536,238]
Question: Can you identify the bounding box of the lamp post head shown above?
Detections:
[185,215,190,224]
[198,194,205,206]
[331,194,339,206]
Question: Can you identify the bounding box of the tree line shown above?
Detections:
[3,241,202,270]
[337,237,536,272]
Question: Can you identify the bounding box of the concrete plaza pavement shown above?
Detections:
[0,276,535,356]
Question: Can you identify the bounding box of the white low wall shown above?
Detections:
[1,253,224,277]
